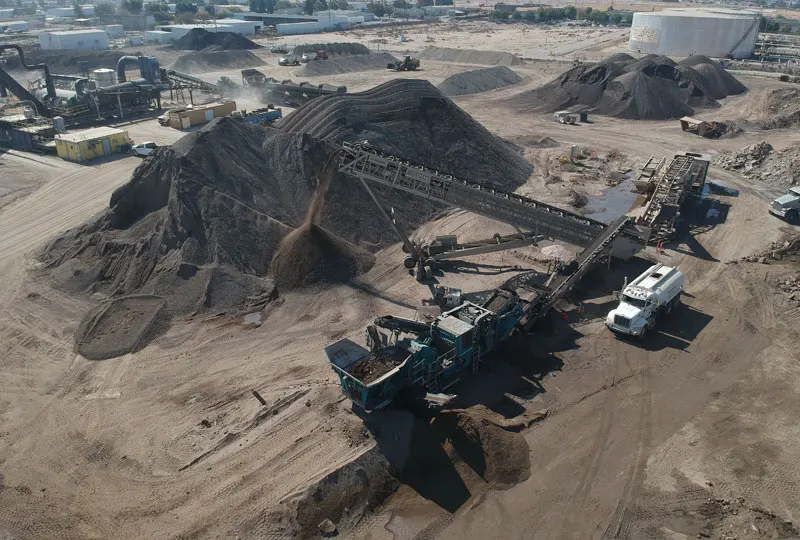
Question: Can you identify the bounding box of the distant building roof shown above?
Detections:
[44,28,108,35]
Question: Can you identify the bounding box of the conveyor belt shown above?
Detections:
[339,142,645,251]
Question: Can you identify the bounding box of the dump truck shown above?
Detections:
[387,56,420,71]
[605,263,684,339]
[769,185,800,223]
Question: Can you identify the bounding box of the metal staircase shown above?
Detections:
[338,142,646,251]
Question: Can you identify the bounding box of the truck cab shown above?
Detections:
[606,264,684,338]
[769,186,800,223]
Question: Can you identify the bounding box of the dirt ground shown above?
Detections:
[2,18,800,540]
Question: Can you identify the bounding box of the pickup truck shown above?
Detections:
[769,186,800,223]
[606,264,684,339]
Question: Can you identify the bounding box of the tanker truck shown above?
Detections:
[605,263,684,339]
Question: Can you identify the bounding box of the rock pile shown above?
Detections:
[418,47,524,66]
[714,142,800,191]
[740,234,800,264]
[295,52,398,76]
[293,42,370,56]
[507,53,746,120]
[776,274,800,306]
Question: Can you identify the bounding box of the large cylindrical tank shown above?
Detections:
[628,8,760,59]
[93,68,117,88]
[52,116,66,133]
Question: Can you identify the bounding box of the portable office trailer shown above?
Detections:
[55,127,130,162]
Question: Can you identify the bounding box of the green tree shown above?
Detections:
[312,0,326,11]
[175,0,198,13]
[275,0,292,7]
[94,1,115,16]
[511,10,521,20]
[523,9,536,20]
[489,9,507,21]
[303,0,314,14]
[73,2,84,17]
[367,0,385,16]
[610,12,622,24]
[759,16,767,31]
[564,5,576,19]
[120,0,143,13]
[781,23,792,33]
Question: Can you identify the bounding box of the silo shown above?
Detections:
[93,68,117,88]
[628,8,760,59]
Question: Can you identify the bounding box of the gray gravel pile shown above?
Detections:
[438,66,522,96]
[418,47,524,66]
[295,52,398,76]
[508,53,746,120]
[293,42,370,56]
[714,141,800,191]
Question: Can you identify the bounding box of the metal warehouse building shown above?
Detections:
[628,8,760,59]
[39,29,110,50]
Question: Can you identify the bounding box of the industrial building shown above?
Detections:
[628,8,760,59]
[105,24,124,37]
[233,10,368,35]
[55,126,130,162]
[1,20,29,32]
[39,29,110,50]
[46,5,96,17]
[154,20,261,39]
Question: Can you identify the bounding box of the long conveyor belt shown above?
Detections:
[338,142,647,254]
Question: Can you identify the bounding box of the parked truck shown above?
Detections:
[769,186,800,223]
[605,263,684,339]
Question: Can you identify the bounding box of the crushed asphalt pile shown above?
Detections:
[174,28,261,51]
[418,47,524,66]
[295,52,398,76]
[280,79,533,188]
[171,50,264,74]
[507,53,746,120]
[293,42,370,56]
[438,66,523,96]
[714,141,800,191]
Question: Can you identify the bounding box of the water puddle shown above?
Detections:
[583,175,638,223]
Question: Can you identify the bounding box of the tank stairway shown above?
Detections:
[339,141,646,251]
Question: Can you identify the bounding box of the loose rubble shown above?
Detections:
[714,142,800,191]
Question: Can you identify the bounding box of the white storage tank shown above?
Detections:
[628,8,760,59]
[93,68,116,87]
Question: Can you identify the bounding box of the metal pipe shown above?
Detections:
[0,44,56,107]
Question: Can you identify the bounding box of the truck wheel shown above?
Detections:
[638,326,647,340]
[787,210,799,223]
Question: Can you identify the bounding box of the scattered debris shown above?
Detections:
[714,142,800,191]
[317,518,337,536]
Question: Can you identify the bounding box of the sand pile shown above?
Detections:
[419,47,524,66]
[171,50,264,74]
[295,52,398,76]
[438,66,523,96]
[174,28,261,51]
[271,154,375,290]
[293,42,370,57]
[280,79,533,189]
[508,53,745,120]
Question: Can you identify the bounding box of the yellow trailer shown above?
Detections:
[55,127,131,162]
[167,101,237,129]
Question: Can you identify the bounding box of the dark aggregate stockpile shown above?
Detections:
[293,42,370,57]
[174,28,261,51]
[171,50,264,74]
[509,53,746,120]
[280,79,533,189]
[296,52,398,77]
[438,66,523,96]
[41,118,353,315]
